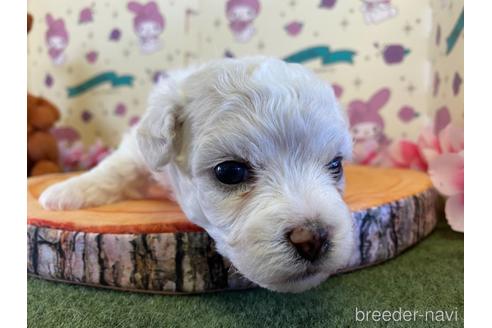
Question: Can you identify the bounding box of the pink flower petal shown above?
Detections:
[428,153,464,196]
[419,148,437,166]
[385,140,427,171]
[417,124,441,164]
[399,140,419,162]
[438,124,464,154]
[445,194,464,232]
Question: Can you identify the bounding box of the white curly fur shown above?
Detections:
[39,57,354,292]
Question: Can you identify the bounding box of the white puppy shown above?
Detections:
[39,57,354,292]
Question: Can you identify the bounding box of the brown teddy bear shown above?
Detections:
[27,94,62,176]
[28,13,62,176]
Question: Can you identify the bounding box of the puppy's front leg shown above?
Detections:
[39,132,150,210]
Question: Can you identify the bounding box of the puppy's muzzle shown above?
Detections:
[287,222,330,262]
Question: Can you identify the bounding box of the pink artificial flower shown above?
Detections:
[57,139,112,172]
[424,125,464,232]
[383,139,427,171]
[428,153,464,232]
[437,124,464,154]
[58,140,85,172]
[80,139,112,169]
[417,124,464,163]
[416,125,441,164]
[382,123,464,232]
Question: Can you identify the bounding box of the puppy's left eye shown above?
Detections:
[327,156,343,178]
[214,161,250,185]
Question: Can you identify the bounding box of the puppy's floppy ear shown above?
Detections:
[136,78,185,171]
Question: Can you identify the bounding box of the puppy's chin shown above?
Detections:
[259,270,331,293]
[224,251,348,293]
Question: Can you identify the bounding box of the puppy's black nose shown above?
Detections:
[288,225,329,262]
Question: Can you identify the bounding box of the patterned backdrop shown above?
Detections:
[27,0,464,160]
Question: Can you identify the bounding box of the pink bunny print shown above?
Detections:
[348,88,391,165]
[127,1,165,54]
[226,0,261,43]
[361,0,397,24]
[45,14,69,65]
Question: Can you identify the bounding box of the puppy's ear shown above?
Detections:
[136,79,185,171]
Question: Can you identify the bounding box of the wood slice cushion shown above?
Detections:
[27,165,438,294]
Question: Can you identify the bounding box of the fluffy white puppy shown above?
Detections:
[39,57,354,292]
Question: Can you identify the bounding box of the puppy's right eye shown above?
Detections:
[214,161,249,185]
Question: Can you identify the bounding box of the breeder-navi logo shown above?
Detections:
[355,307,460,322]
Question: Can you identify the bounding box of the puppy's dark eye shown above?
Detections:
[327,156,343,177]
[214,161,249,185]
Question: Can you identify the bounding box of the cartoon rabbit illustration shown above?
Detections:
[127,1,165,54]
[361,0,397,24]
[45,14,69,65]
[347,88,391,165]
[226,0,261,43]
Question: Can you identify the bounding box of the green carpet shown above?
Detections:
[27,219,463,328]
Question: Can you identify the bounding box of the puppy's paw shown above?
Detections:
[39,178,109,211]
